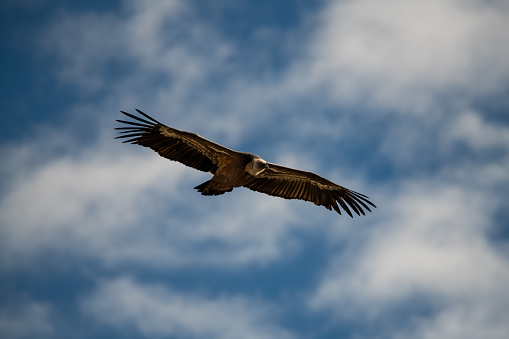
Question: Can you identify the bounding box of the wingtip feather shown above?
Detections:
[135,108,161,124]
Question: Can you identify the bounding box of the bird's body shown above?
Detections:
[194,151,257,196]
[116,109,376,217]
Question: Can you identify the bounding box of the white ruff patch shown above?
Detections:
[246,158,268,176]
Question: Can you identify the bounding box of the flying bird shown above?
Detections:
[116,110,376,217]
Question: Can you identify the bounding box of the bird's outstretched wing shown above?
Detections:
[115,109,236,173]
[243,163,376,217]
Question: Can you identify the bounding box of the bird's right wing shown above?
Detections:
[115,109,237,173]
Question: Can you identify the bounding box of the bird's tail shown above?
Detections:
[194,180,232,196]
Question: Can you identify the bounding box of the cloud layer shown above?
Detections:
[82,277,294,339]
[295,0,509,113]
[2,0,509,338]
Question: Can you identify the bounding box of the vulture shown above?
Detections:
[116,109,376,217]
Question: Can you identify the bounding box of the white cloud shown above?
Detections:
[8,0,507,264]
[396,302,509,339]
[310,179,509,338]
[446,110,509,151]
[0,140,178,267]
[41,0,231,99]
[7,0,504,273]
[291,0,509,113]
[0,132,304,270]
[376,109,509,172]
[3,1,509,338]
[0,301,53,339]
[38,0,286,146]
[2,2,509,339]
[82,277,294,339]
[37,0,509,130]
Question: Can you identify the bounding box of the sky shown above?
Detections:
[1,0,509,338]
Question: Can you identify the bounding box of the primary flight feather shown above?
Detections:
[116,109,376,217]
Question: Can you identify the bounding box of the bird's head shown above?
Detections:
[247,158,269,176]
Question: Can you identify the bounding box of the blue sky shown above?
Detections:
[1,0,509,338]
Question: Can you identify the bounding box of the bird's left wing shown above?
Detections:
[115,109,237,173]
[243,163,376,217]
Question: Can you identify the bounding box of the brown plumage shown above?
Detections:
[115,109,376,217]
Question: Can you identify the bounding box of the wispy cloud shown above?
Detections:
[82,276,294,339]
[310,178,509,338]
[2,0,509,338]
[290,0,509,113]
[0,135,302,270]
